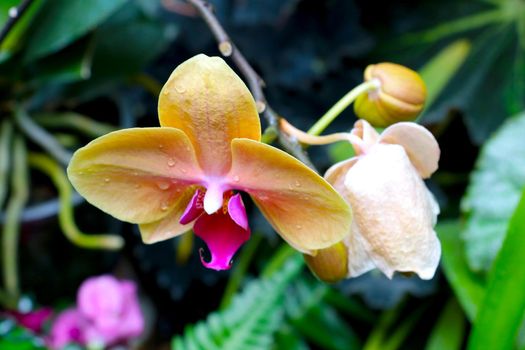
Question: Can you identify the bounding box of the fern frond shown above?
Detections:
[172,256,303,350]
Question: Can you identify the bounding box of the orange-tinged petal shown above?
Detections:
[228,139,352,253]
[379,122,440,178]
[158,54,261,176]
[67,128,203,224]
[139,186,197,243]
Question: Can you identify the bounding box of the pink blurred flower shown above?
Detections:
[78,275,144,345]
[47,308,87,349]
[47,275,144,349]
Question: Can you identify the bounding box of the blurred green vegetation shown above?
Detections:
[0,0,524,349]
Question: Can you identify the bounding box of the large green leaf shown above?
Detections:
[23,0,127,62]
[461,111,525,271]
[467,188,525,350]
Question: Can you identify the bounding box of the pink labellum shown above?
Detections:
[193,195,250,270]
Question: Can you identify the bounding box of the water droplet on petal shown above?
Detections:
[104,178,110,183]
[180,168,187,174]
[167,158,175,167]
[295,225,302,230]
[157,182,170,190]
[162,89,169,95]
[233,175,240,182]
[295,180,301,187]
[158,144,164,150]
[175,83,186,94]
[161,202,169,211]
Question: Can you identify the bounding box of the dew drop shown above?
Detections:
[295,225,302,230]
[167,158,175,167]
[233,175,240,182]
[294,180,301,187]
[162,89,169,95]
[158,144,164,150]
[157,182,170,190]
[78,171,84,175]
[174,83,186,94]
[160,203,169,211]
[133,171,139,176]
[104,178,110,183]
[180,168,187,174]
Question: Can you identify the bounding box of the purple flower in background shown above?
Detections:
[47,275,144,349]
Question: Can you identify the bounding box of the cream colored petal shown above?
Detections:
[158,54,261,176]
[324,157,358,194]
[229,139,352,254]
[67,128,203,224]
[344,222,376,278]
[139,187,197,243]
[344,144,441,280]
[379,122,440,178]
[350,120,380,154]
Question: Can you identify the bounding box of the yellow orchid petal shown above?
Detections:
[229,138,352,253]
[158,54,261,176]
[67,128,203,224]
[344,144,440,279]
[379,122,440,178]
[139,186,197,243]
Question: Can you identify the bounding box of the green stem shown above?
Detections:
[32,112,117,138]
[2,135,29,306]
[307,80,380,136]
[0,119,13,209]
[14,107,72,166]
[28,153,124,250]
[220,234,263,309]
[261,244,300,278]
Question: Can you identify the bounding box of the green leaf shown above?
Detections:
[0,0,43,63]
[91,18,176,78]
[172,257,302,350]
[425,298,466,350]
[467,188,525,350]
[23,0,127,62]
[418,39,471,109]
[436,221,485,321]
[461,111,525,271]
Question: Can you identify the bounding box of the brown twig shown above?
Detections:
[185,0,316,170]
[0,0,35,45]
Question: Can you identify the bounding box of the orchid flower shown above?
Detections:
[67,54,351,270]
[322,119,441,280]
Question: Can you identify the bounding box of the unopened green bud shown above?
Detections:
[354,63,426,127]
[304,242,348,283]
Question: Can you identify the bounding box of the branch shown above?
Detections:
[185,0,316,170]
[0,0,35,45]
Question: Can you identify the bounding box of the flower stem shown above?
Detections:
[14,107,72,166]
[28,153,124,250]
[307,79,380,136]
[2,135,29,306]
[0,120,13,209]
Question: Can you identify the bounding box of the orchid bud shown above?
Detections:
[354,63,426,127]
[304,241,348,283]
